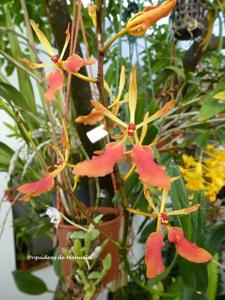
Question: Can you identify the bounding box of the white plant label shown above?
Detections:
[86,124,108,143]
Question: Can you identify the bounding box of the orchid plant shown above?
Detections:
[3,0,219,297]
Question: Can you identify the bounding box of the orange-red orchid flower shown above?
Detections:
[168,227,212,263]
[21,20,95,101]
[145,225,212,279]
[145,229,165,278]
[73,67,173,190]
[126,0,176,36]
[128,192,212,279]
[17,121,70,201]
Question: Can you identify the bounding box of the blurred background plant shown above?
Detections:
[1,0,225,299]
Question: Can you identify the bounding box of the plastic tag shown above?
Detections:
[86,124,108,143]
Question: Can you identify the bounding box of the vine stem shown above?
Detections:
[61,213,88,232]
[55,180,120,247]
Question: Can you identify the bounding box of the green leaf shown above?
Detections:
[168,164,191,238]
[88,271,101,280]
[194,134,209,147]
[179,258,208,292]
[181,286,204,300]
[4,7,36,112]
[0,82,38,129]
[0,98,32,143]
[191,191,206,245]
[12,270,48,295]
[70,231,86,240]
[164,66,185,79]
[199,97,225,121]
[205,223,225,253]
[162,277,182,300]
[34,223,52,238]
[0,81,29,110]
[52,247,63,277]
[0,141,23,171]
[89,229,100,240]
[93,214,103,224]
[206,254,219,300]
[102,253,112,270]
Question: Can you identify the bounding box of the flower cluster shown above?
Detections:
[179,145,225,202]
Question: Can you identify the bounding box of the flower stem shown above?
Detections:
[61,214,88,232]
[101,29,127,53]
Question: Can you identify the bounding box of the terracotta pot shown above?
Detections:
[57,207,121,288]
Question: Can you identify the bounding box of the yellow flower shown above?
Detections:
[179,146,225,202]
[182,154,196,168]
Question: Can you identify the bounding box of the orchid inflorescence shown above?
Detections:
[180,145,225,202]
[17,0,213,280]
[21,20,95,102]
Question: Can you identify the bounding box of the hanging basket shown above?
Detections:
[171,0,207,40]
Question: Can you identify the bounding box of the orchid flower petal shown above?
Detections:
[128,66,137,123]
[145,230,165,278]
[20,58,54,69]
[30,20,55,57]
[91,100,128,128]
[127,207,158,218]
[117,65,126,101]
[75,108,104,125]
[104,79,115,100]
[44,69,64,102]
[62,54,95,73]
[60,24,70,60]
[132,145,170,189]
[139,112,149,144]
[127,204,201,219]
[73,142,125,177]
[17,175,54,201]
[167,204,200,216]
[168,227,212,263]
[136,100,176,129]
